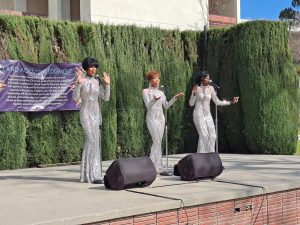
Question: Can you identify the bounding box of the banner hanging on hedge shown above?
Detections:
[0,60,81,112]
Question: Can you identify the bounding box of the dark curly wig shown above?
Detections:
[82,57,99,71]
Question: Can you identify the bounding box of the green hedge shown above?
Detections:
[206,21,298,154]
[0,15,199,169]
[0,112,28,169]
[0,15,298,170]
[26,112,62,166]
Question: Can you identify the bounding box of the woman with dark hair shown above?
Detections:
[189,71,239,153]
[142,70,184,172]
[73,56,110,183]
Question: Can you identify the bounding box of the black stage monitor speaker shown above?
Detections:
[104,157,156,190]
[176,152,224,181]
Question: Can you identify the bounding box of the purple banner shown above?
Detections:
[0,60,81,112]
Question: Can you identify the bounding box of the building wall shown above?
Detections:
[208,0,240,27]
[209,0,239,18]
[234,0,240,23]
[0,0,240,30]
[70,0,80,21]
[81,0,209,31]
[80,0,91,22]
[15,0,26,12]
[0,0,15,10]
[27,0,48,16]
[61,0,70,20]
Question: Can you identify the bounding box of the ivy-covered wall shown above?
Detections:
[0,15,297,170]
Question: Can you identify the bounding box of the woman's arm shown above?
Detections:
[99,84,110,101]
[72,67,84,103]
[72,82,83,103]
[189,94,196,107]
[142,89,157,109]
[163,95,177,109]
[99,72,111,101]
[163,92,184,109]
[211,87,231,106]
[189,85,197,106]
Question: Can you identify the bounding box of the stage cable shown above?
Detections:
[125,189,190,224]
[149,180,197,188]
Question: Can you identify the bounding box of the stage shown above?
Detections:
[0,154,300,225]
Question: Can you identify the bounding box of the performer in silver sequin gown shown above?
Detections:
[189,71,239,153]
[142,70,184,172]
[73,57,110,183]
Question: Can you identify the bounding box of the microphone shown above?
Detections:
[95,74,101,85]
[160,85,167,95]
[209,80,220,89]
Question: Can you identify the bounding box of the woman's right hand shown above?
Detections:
[0,83,7,88]
[192,85,198,96]
[75,67,84,84]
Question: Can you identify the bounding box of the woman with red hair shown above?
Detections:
[142,70,184,173]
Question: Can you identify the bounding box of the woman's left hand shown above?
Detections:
[231,97,239,104]
[103,72,110,85]
[175,92,184,99]
[102,72,110,85]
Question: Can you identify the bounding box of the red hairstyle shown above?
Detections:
[145,70,160,81]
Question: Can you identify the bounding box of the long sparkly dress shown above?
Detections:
[73,75,110,183]
[189,85,230,153]
[142,86,177,170]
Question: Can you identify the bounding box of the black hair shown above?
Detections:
[195,71,209,85]
[82,57,99,71]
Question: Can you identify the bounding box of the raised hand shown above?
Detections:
[175,92,184,99]
[192,85,198,96]
[231,97,239,104]
[75,67,84,84]
[0,83,7,88]
[102,72,110,85]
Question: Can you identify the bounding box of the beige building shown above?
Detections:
[0,0,240,30]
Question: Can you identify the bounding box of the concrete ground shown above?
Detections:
[0,154,300,225]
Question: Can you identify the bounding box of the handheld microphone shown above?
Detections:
[209,80,220,89]
[95,74,101,85]
[160,85,167,95]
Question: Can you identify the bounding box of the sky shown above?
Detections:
[241,0,293,21]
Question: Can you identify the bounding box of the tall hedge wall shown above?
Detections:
[0,15,297,170]
[0,15,199,169]
[206,21,298,154]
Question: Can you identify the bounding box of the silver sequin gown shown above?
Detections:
[189,85,230,153]
[142,87,177,170]
[73,75,110,183]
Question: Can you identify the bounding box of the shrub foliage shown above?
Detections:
[0,15,297,169]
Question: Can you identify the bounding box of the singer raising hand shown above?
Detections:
[142,70,184,173]
[189,71,239,153]
[72,57,110,184]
